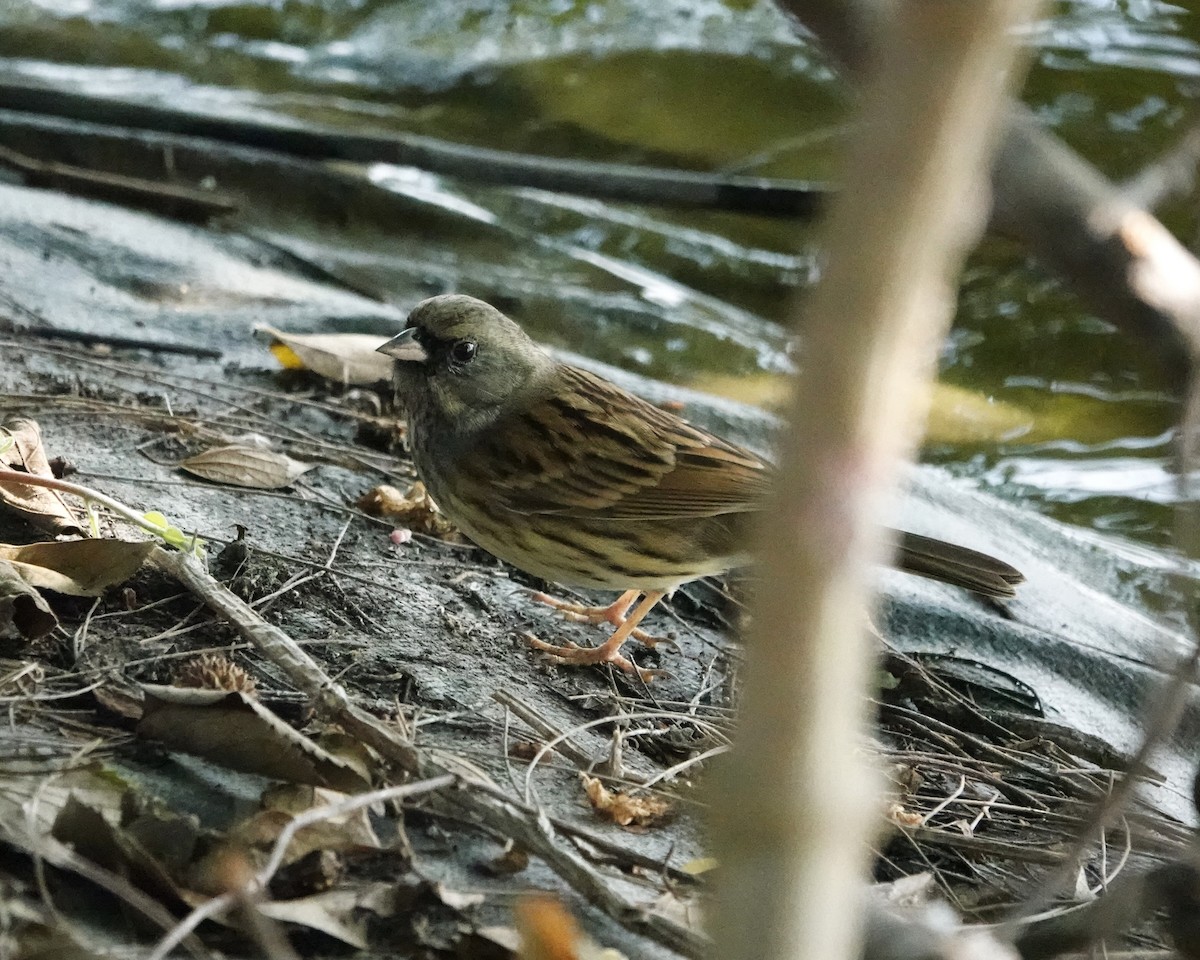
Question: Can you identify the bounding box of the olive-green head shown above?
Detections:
[377,294,553,433]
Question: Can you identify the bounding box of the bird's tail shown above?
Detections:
[894,531,1025,600]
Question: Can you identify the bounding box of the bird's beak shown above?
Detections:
[376,327,428,364]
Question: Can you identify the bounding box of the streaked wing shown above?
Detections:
[463,365,773,520]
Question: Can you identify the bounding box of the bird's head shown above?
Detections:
[377,294,553,432]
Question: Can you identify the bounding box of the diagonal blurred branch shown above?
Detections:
[707,3,1037,960]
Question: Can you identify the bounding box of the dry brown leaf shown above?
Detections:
[52,795,186,908]
[257,883,399,948]
[885,801,924,828]
[0,419,82,535]
[0,764,127,836]
[0,539,154,596]
[257,325,393,385]
[191,799,378,895]
[0,559,57,639]
[581,776,671,828]
[137,685,371,792]
[180,444,313,489]
[356,481,457,538]
[259,784,382,854]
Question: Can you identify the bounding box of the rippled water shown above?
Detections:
[1,0,1197,549]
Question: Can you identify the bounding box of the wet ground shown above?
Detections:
[2,174,1199,956]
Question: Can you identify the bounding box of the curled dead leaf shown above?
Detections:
[885,801,925,828]
[257,325,393,386]
[0,419,82,535]
[0,559,57,640]
[356,481,457,538]
[180,444,313,489]
[257,883,399,948]
[189,784,381,895]
[581,776,671,828]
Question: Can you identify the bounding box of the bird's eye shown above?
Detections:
[450,340,477,364]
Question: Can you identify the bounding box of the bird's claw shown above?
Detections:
[522,633,664,682]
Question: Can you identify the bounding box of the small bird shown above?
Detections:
[378,295,1023,680]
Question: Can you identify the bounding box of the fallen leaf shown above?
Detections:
[137,685,371,792]
[0,539,154,596]
[257,883,399,948]
[257,326,393,386]
[180,445,313,489]
[0,559,57,639]
[581,776,671,828]
[121,796,202,878]
[0,419,82,535]
[261,784,382,852]
[0,763,129,835]
[268,849,343,899]
[473,925,522,954]
[885,802,924,828]
[52,795,186,908]
[190,794,379,897]
[356,481,457,538]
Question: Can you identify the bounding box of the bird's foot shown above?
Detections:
[531,590,661,647]
[522,633,664,683]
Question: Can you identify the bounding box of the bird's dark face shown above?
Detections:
[377,294,553,434]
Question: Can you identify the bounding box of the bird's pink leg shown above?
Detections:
[531,588,658,644]
[526,591,667,681]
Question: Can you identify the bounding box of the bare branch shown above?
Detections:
[707,4,1036,960]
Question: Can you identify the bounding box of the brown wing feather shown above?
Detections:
[460,365,773,520]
